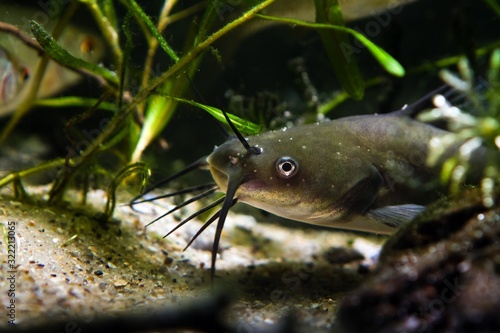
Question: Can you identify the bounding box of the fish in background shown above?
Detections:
[0,3,105,116]
[219,0,418,51]
[0,46,28,105]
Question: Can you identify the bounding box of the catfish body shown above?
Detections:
[131,92,484,277]
[207,113,456,234]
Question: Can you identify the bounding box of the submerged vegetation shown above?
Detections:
[419,52,500,208]
[1,2,500,331]
[0,0,498,220]
[0,0,403,213]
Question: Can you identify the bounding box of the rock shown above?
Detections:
[336,188,500,333]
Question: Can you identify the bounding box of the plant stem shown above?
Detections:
[46,0,277,179]
[0,159,66,189]
[138,0,179,115]
[81,0,123,72]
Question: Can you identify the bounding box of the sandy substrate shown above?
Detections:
[0,186,386,332]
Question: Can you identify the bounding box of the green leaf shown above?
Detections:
[101,0,119,32]
[256,13,405,78]
[348,30,405,77]
[169,97,262,135]
[130,0,277,162]
[484,0,500,17]
[125,0,179,62]
[488,49,500,117]
[30,20,119,86]
[34,97,118,111]
[314,0,365,100]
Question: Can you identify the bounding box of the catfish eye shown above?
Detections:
[275,157,298,179]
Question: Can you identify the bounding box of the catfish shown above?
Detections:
[130,86,484,278]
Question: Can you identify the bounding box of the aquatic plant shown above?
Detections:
[0,0,405,216]
[419,52,500,207]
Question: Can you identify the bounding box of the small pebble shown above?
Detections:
[95,270,103,276]
[324,246,364,264]
[69,288,84,299]
[114,279,128,287]
[106,262,116,269]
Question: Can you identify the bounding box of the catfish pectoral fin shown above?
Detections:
[332,164,384,219]
[366,204,426,228]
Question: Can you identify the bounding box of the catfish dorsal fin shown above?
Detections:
[392,84,454,118]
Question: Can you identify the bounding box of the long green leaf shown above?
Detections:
[130,0,276,162]
[30,20,119,86]
[256,14,405,77]
[314,0,364,100]
[484,0,500,17]
[125,0,179,62]
[168,97,262,135]
[34,97,117,111]
[101,0,119,32]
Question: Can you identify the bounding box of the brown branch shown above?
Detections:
[0,21,44,54]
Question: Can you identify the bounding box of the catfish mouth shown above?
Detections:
[208,165,229,192]
[209,162,262,195]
